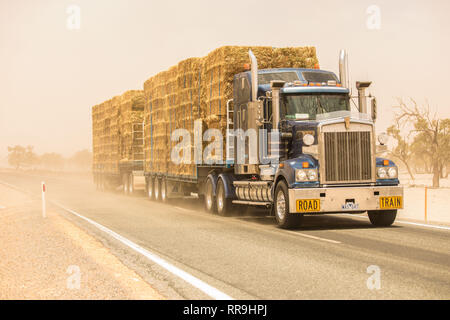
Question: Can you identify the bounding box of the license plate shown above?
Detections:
[379,196,403,209]
[296,199,320,212]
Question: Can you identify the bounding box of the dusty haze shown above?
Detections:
[1,0,449,161]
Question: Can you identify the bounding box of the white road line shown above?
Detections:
[52,201,233,300]
[343,214,450,231]
[284,230,342,244]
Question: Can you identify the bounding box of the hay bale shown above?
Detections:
[141,45,318,175]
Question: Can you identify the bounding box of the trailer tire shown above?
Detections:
[204,177,217,213]
[368,210,397,227]
[161,178,168,203]
[122,174,129,195]
[146,177,154,200]
[128,174,135,196]
[274,181,303,229]
[154,178,161,201]
[216,178,233,216]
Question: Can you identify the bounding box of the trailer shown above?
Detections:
[93,46,404,229]
[92,90,146,194]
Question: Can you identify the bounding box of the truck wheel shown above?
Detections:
[161,178,168,203]
[216,178,233,216]
[154,178,161,201]
[368,210,397,227]
[128,174,134,195]
[274,181,303,229]
[147,177,154,200]
[122,174,129,194]
[204,178,217,213]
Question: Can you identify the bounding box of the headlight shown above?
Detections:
[378,133,389,145]
[387,167,398,178]
[377,166,398,179]
[296,170,308,181]
[296,169,318,182]
[377,167,387,179]
[302,134,315,146]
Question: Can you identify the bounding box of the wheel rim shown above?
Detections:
[217,184,224,211]
[276,191,286,220]
[206,181,213,210]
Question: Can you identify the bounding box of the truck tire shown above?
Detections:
[147,177,154,200]
[128,174,135,195]
[161,178,168,203]
[154,178,161,201]
[368,210,397,227]
[204,178,217,213]
[122,174,129,195]
[216,178,233,216]
[274,180,303,229]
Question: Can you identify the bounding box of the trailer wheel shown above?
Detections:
[216,179,232,216]
[122,174,129,194]
[368,210,397,227]
[161,178,168,203]
[154,178,161,201]
[274,181,303,229]
[146,177,154,200]
[128,174,134,195]
[204,178,217,213]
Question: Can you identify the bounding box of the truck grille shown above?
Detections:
[323,131,372,183]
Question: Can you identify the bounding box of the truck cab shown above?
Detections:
[226,51,403,228]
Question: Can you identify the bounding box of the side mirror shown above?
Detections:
[371,97,377,122]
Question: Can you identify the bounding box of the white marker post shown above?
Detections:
[42,181,46,218]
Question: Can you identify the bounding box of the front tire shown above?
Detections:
[274,181,303,229]
[368,210,397,227]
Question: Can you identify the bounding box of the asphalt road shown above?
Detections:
[1,170,449,299]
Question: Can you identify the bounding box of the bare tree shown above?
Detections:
[387,119,415,182]
[393,98,449,188]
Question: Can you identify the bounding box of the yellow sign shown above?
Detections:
[296,199,320,212]
[379,196,403,209]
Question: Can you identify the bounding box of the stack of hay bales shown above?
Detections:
[118,90,145,162]
[92,91,145,175]
[142,46,318,177]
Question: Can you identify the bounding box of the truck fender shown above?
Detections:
[217,173,237,199]
[273,171,289,200]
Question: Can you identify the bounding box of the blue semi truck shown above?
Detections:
[101,49,404,229]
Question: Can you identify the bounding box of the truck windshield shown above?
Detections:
[281,93,350,120]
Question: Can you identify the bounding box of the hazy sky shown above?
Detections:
[1,0,449,157]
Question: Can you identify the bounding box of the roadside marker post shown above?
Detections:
[42,182,46,218]
[424,186,428,222]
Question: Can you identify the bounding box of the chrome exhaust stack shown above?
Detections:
[339,49,348,89]
[249,49,258,102]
